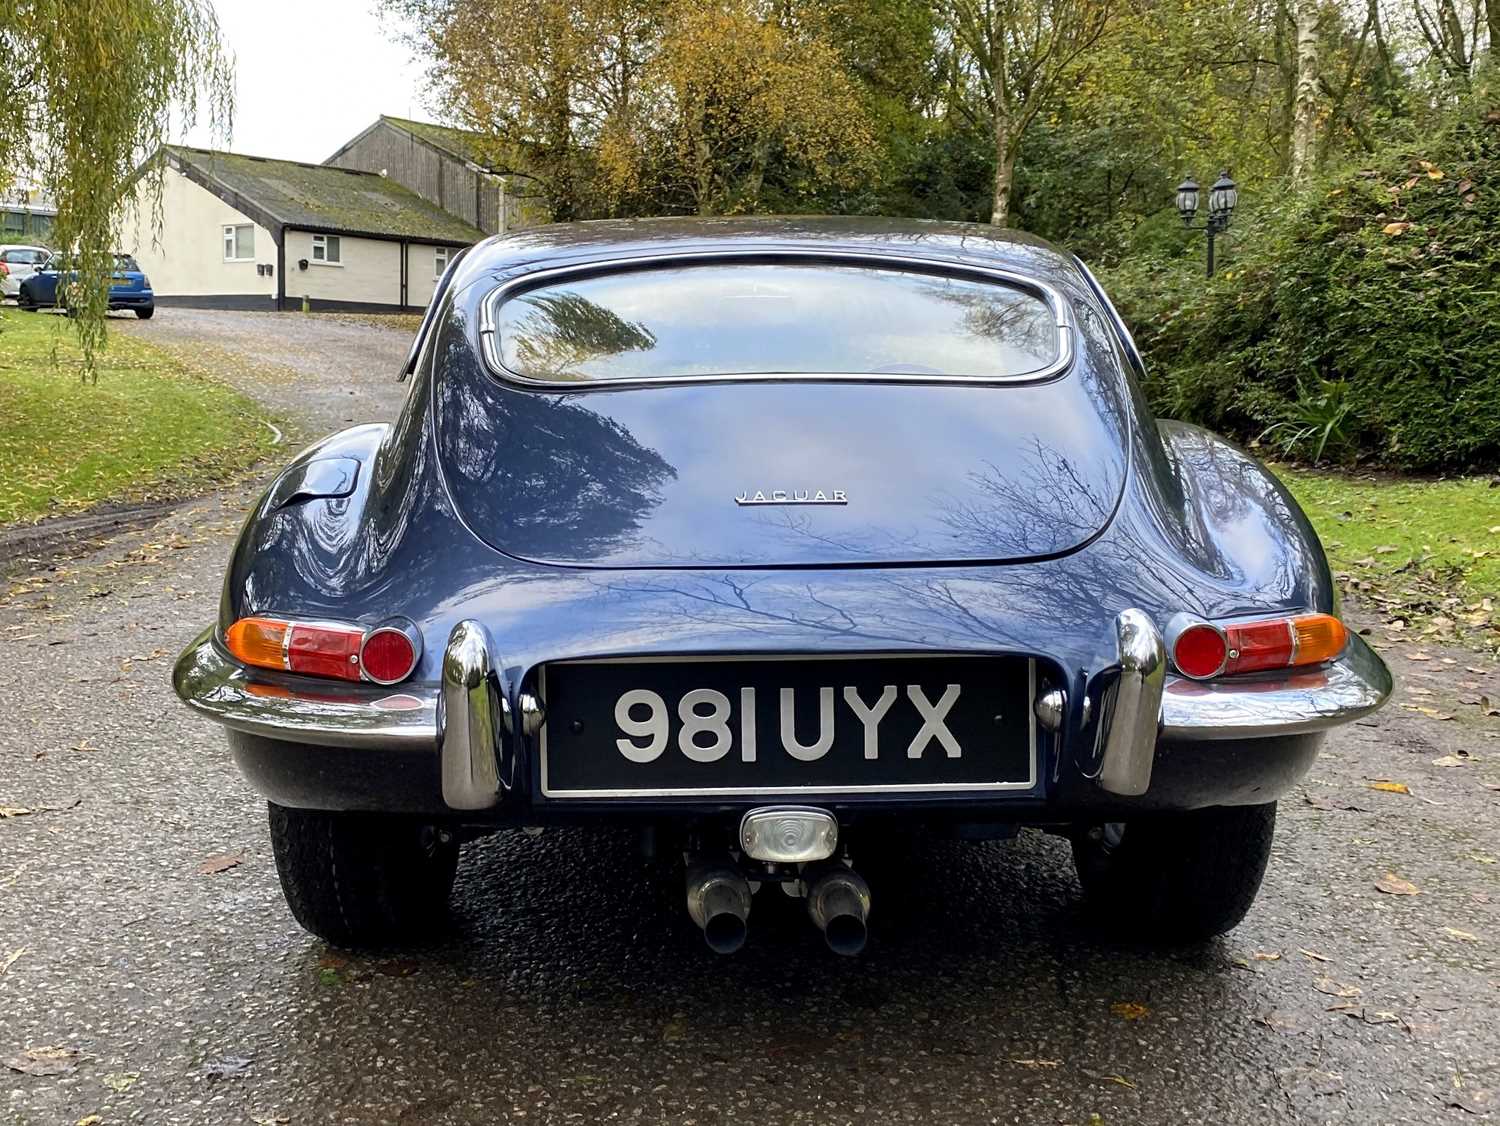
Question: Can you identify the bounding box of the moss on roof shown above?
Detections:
[167,145,484,243]
[380,116,496,169]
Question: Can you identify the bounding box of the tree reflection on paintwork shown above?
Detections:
[435,321,677,563]
[501,291,657,381]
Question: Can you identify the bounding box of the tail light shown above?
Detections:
[1168,612,1347,680]
[224,617,420,684]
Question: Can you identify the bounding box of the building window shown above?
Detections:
[3,211,23,234]
[311,234,342,264]
[223,224,254,261]
[434,246,450,279]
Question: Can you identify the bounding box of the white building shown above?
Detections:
[120,144,484,312]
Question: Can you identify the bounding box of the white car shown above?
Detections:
[0,246,52,298]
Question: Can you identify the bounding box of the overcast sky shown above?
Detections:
[178,0,431,164]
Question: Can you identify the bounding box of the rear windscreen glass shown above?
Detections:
[494,263,1059,382]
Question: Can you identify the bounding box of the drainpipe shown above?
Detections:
[399,239,408,310]
[274,226,285,312]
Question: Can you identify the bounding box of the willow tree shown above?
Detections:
[0,0,231,376]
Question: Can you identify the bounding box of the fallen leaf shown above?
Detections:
[662,1017,687,1043]
[0,805,33,818]
[1279,1066,1346,1097]
[1376,872,1420,896]
[1253,1010,1308,1033]
[102,1072,139,1092]
[1299,948,1331,962]
[1432,754,1470,767]
[6,1046,80,1076]
[77,1117,103,1126]
[198,1055,252,1082]
[1313,976,1362,998]
[1369,781,1411,794]
[1253,951,1282,961]
[1381,222,1411,236]
[196,852,244,876]
[1110,1001,1150,1020]
[0,947,28,975]
[1443,927,1480,942]
[1008,1058,1062,1069]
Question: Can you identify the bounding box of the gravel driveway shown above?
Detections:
[1,308,1496,1125]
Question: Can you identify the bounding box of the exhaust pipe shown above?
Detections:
[807,866,871,956]
[685,861,752,954]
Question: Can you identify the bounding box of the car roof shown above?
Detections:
[459,216,1082,288]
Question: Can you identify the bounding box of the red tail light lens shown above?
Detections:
[359,626,419,685]
[1171,613,1347,679]
[224,617,421,684]
[1172,622,1229,679]
[286,623,364,680]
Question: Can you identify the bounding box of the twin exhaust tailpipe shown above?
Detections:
[684,860,871,956]
[805,867,872,957]
[685,862,754,955]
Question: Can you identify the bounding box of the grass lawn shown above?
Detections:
[1278,465,1500,638]
[0,308,281,526]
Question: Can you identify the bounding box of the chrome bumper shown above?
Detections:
[174,613,1391,805]
[172,627,438,749]
[1095,611,1392,795]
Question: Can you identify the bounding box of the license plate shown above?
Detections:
[539,655,1037,798]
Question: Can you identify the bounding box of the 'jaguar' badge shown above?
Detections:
[735,489,848,506]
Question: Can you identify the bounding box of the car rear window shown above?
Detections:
[493,262,1060,383]
[114,255,140,272]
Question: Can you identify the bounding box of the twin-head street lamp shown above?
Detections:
[1175,170,1238,277]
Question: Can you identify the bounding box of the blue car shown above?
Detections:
[172,218,1392,955]
[18,253,155,318]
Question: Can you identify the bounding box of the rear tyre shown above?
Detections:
[1072,802,1276,943]
[18,293,36,311]
[134,306,154,319]
[267,803,460,948]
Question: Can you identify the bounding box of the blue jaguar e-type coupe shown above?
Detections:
[173,218,1390,955]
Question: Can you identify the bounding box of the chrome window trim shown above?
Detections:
[476,249,1076,391]
[400,244,469,382]
[536,652,1039,799]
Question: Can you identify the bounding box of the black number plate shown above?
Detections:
[539,656,1036,798]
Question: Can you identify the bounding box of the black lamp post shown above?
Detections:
[1175,170,1238,277]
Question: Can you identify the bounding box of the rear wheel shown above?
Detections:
[267,803,459,948]
[134,306,154,319]
[1072,802,1275,943]
[18,292,36,311]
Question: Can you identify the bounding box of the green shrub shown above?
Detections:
[1101,101,1500,472]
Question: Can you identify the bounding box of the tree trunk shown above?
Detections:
[989,111,1015,226]
[1290,0,1321,183]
